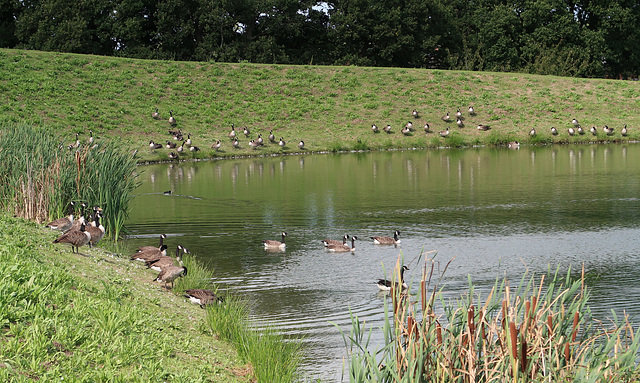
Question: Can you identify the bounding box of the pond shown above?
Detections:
[125,144,640,382]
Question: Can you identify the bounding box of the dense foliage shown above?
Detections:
[2,0,639,78]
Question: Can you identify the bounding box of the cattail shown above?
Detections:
[436,323,442,345]
[509,321,518,361]
[547,314,554,337]
[521,338,528,373]
[571,312,580,342]
[468,305,475,339]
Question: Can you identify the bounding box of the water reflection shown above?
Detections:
[127,144,640,382]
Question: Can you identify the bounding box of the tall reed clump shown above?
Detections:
[341,257,640,382]
[0,123,138,240]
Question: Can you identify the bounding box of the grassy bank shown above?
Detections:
[1,49,639,163]
[0,213,302,382]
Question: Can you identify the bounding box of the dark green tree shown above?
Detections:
[0,0,20,47]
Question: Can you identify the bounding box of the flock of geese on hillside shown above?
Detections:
[47,202,222,307]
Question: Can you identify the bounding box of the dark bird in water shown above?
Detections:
[371,230,401,245]
[376,265,409,292]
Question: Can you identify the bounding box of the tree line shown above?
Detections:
[1,0,638,78]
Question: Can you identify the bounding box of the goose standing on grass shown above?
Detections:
[263,232,287,250]
[456,117,464,128]
[371,124,379,133]
[46,201,75,231]
[185,134,192,147]
[384,124,392,134]
[66,202,88,233]
[405,121,413,131]
[53,223,91,254]
[439,127,450,137]
[327,236,357,253]
[376,265,409,292]
[455,109,463,119]
[228,124,236,140]
[154,265,187,289]
[529,127,536,137]
[184,289,224,307]
[131,244,168,262]
[73,133,81,149]
[371,230,401,245]
[298,140,305,149]
[249,140,260,149]
[401,125,411,135]
[577,125,585,135]
[550,127,558,136]
[189,145,200,152]
[138,234,167,252]
[572,118,580,126]
[149,140,162,150]
[147,245,184,272]
[243,127,251,137]
[278,137,286,148]
[268,130,276,142]
[152,107,160,119]
[232,137,240,148]
[256,134,264,146]
[212,140,222,151]
[604,125,614,135]
[166,141,177,149]
[168,152,178,159]
[412,109,419,118]
[88,130,94,145]
[86,211,105,248]
[168,110,176,126]
[590,126,597,135]
[477,124,491,131]
[423,123,431,133]
[322,234,350,247]
[442,112,451,122]
[177,141,185,153]
[468,106,476,115]
[568,127,575,136]
[621,124,628,136]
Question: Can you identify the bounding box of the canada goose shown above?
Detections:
[154,265,187,289]
[550,127,558,136]
[53,222,91,254]
[456,117,464,128]
[152,107,160,119]
[185,134,192,146]
[168,110,176,126]
[243,127,250,137]
[232,137,240,148]
[65,202,88,233]
[476,124,491,131]
[322,234,350,247]
[604,125,614,135]
[384,124,392,134]
[371,230,401,245]
[88,130,94,145]
[371,124,379,133]
[590,126,597,135]
[149,140,162,150]
[327,236,357,253]
[171,130,183,141]
[572,118,580,126]
[468,106,476,115]
[268,131,276,142]
[229,124,236,140]
[577,126,585,135]
[256,134,264,145]
[212,140,222,151]
[168,152,178,159]
[86,211,105,248]
[138,234,167,252]
[73,133,81,149]
[147,245,184,272]
[278,137,286,148]
[46,201,75,231]
[177,141,185,153]
[412,109,419,118]
[263,232,287,250]
[166,141,177,149]
[507,141,520,149]
[568,127,575,136]
[376,265,409,292]
[401,125,411,135]
[131,244,168,262]
[405,121,413,131]
[189,145,200,152]
[184,289,224,307]
[423,123,432,133]
[439,127,450,137]
[456,109,463,119]
[249,140,260,149]
[298,140,305,149]
[442,112,451,122]
[529,128,536,137]
[621,125,628,136]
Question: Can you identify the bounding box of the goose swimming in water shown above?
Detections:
[376,265,409,291]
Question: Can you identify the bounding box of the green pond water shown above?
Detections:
[126,144,640,381]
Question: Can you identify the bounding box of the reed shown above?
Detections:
[342,256,640,382]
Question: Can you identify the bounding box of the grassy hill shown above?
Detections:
[1,49,639,162]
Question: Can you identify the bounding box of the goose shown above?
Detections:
[442,112,451,122]
[212,140,222,151]
[152,107,160,119]
[73,133,81,149]
[228,124,237,140]
[405,121,413,131]
[177,141,185,153]
[88,130,94,145]
[154,265,187,289]
[138,234,167,252]
[412,109,419,118]
[476,124,491,131]
[256,134,264,145]
[232,137,240,148]
[86,211,105,248]
[278,137,286,148]
[130,244,168,262]
[171,130,183,141]
[65,202,88,233]
[189,145,200,152]
[53,223,91,254]
[372,123,379,133]
[384,124,392,134]
[46,201,75,231]
[184,289,224,307]
[371,230,401,245]
[439,127,450,137]
[401,125,411,135]
[604,125,614,135]
[529,127,536,137]
[550,127,558,136]
[577,126,585,135]
[327,236,357,253]
[376,265,409,292]
[507,141,520,149]
[149,140,162,150]
[590,126,597,135]
[572,118,580,126]
[268,131,276,142]
[168,152,178,159]
[185,134,192,146]
[455,109,463,119]
[456,117,464,128]
[322,234,350,247]
[146,245,183,272]
[243,127,251,137]
[263,232,287,250]
[468,106,476,115]
[423,123,432,133]
[168,110,176,126]
[298,140,305,149]
[621,124,628,136]
[166,141,177,149]
[249,140,260,149]
[568,127,575,136]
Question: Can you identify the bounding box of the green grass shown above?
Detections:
[1,49,639,163]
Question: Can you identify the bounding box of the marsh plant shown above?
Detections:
[0,123,138,239]
[341,257,640,382]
